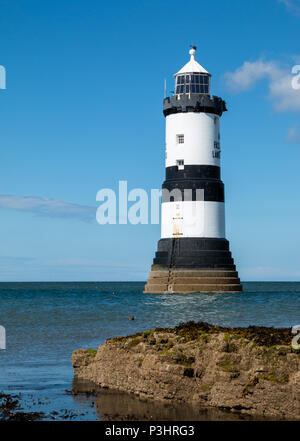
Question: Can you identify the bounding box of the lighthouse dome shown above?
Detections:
[175,47,211,96]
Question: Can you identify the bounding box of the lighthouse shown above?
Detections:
[144,47,242,294]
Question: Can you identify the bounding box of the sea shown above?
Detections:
[0,281,299,420]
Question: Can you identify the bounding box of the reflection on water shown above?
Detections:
[72,378,273,421]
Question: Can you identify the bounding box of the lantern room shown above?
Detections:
[174,47,211,96]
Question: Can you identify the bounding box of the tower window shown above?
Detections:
[176,134,184,144]
[176,159,184,170]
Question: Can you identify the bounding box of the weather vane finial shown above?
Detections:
[189,45,197,59]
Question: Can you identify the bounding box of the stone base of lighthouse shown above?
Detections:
[144,238,242,294]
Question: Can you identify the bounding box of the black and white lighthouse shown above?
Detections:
[144,47,242,293]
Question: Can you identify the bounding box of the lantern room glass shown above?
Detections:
[175,74,210,95]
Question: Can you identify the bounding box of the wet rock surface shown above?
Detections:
[72,321,300,420]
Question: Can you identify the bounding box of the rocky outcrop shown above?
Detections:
[72,322,300,420]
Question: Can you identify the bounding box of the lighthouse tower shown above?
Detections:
[144,47,242,293]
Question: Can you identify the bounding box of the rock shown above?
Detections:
[72,322,300,420]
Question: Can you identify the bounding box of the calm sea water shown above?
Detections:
[0,282,299,420]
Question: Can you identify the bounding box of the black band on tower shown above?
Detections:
[162,179,224,202]
[163,94,227,117]
[166,165,220,181]
[153,238,236,270]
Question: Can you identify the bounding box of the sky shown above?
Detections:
[1,0,300,281]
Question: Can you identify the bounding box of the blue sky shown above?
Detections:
[1,0,300,281]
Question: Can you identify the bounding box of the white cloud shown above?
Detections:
[224,60,278,92]
[278,0,300,16]
[286,126,300,143]
[0,195,96,221]
[224,58,300,111]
